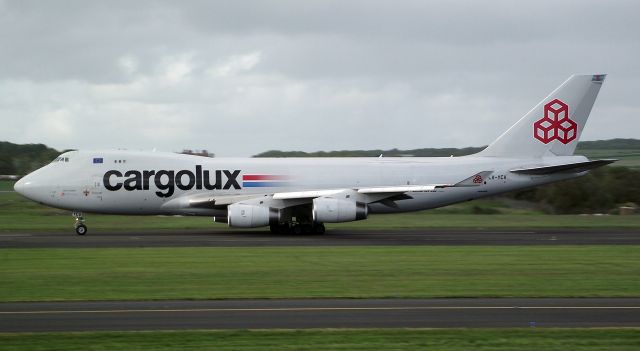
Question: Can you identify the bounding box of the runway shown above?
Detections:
[1,298,639,332]
[1,229,639,248]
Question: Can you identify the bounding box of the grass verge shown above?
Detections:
[1,329,640,351]
[1,246,638,301]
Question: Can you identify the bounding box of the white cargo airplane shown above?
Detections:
[15,74,614,235]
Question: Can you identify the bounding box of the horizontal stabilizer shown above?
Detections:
[510,159,616,175]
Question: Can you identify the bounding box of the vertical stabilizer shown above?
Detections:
[477,74,605,157]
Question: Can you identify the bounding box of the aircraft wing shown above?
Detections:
[272,189,347,200]
[273,171,493,201]
[271,186,446,200]
[184,171,493,209]
[187,194,260,208]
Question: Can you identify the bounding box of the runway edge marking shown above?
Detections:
[3,306,640,315]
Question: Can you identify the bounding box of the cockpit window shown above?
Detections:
[51,156,70,163]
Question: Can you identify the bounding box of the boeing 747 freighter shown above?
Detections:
[14,75,613,235]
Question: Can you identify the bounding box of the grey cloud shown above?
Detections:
[0,0,638,156]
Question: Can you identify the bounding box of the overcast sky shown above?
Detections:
[0,0,637,156]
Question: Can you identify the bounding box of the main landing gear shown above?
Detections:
[270,222,325,235]
[73,211,87,235]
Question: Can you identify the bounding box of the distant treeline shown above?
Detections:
[0,142,60,175]
[514,167,640,214]
[254,138,640,158]
[576,138,640,150]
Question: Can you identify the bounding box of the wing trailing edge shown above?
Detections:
[185,170,495,209]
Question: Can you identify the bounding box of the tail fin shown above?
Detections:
[477,74,606,157]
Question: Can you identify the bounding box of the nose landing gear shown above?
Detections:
[73,211,87,235]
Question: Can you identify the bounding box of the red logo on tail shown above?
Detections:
[533,99,577,144]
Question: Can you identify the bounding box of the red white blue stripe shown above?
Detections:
[242,174,291,187]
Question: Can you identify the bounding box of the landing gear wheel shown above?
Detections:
[72,211,87,236]
[270,223,290,234]
[75,224,87,235]
[313,223,326,234]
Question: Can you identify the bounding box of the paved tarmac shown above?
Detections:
[0,229,639,248]
[1,298,639,332]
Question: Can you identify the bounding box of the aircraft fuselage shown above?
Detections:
[16,150,587,217]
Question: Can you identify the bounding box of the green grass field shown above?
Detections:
[0,180,14,191]
[1,246,638,301]
[1,181,638,232]
[2,183,640,350]
[1,329,639,351]
[3,159,639,349]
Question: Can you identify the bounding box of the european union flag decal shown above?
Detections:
[93,157,103,164]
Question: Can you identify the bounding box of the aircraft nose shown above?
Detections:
[13,176,27,195]
[13,173,42,201]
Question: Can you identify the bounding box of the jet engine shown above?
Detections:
[227,203,280,228]
[312,197,368,223]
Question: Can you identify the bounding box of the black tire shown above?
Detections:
[314,223,326,234]
[282,224,293,234]
[270,224,291,234]
[292,225,303,235]
[75,224,87,236]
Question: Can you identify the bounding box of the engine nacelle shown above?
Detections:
[312,197,368,223]
[227,204,280,228]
